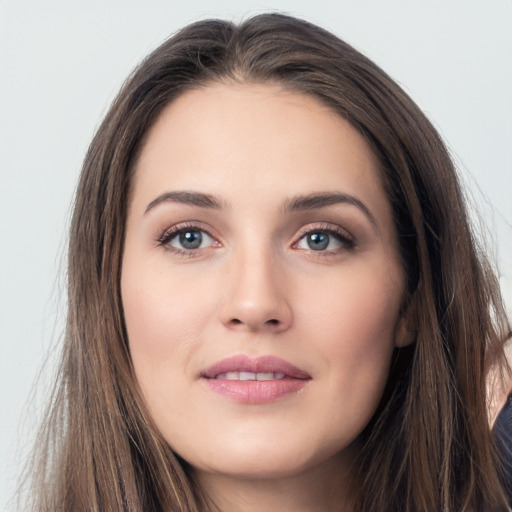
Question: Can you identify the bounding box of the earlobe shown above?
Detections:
[395,320,416,347]
[395,295,418,347]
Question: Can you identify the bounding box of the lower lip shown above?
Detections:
[202,378,309,404]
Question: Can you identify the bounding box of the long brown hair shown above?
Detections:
[25,13,511,511]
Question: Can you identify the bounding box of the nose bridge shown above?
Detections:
[220,238,292,332]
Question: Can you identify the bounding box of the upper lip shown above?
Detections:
[200,355,311,379]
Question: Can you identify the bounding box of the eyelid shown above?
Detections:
[292,223,356,251]
[156,221,355,256]
[157,222,221,253]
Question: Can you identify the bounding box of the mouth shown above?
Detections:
[200,355,311,404]
[214,371,287,381]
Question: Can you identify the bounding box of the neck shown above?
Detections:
[194,450,356,512]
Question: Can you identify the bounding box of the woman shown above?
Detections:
[26,13,511,511]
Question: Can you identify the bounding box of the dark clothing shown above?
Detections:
[494,393,512,499]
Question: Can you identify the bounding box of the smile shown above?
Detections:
[215,371,286,380]
[201,355,311,403]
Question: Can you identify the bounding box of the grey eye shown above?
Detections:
[297,231,344,251]
[296,229,348,252]
[179,230,203,249]
[306,232,329,250]
[167,229,214,250]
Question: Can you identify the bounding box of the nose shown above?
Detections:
[219,247,293,334]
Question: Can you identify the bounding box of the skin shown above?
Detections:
[489,344,512,425]
[121,83,412,511]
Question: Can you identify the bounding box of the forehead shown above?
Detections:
[132,83,390,222]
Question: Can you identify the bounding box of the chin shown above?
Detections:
[179,431,352,482]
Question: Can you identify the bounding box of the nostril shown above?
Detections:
[227,318,281,329]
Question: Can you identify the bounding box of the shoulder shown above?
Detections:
[493,393,512,499]
[494,394,512,447]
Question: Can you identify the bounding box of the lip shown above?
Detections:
[200,355,311,404]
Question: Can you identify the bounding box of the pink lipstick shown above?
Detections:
[200,355,311,404]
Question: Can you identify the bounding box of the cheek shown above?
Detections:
[121,258,215,395]
[120,242,405,473]
[300,263,402,345]
[297,263,403,414]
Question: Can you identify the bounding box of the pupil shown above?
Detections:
[179,230,202,249]
[307,232,329,250]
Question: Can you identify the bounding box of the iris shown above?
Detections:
[307,232,329,250]
[179,230,202,249]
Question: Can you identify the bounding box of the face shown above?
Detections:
[121,83,408,483]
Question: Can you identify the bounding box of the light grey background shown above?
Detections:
[1,0,511,508]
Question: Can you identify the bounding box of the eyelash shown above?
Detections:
[156,222,356,257]
[157,222,219,257]
[293,224,356,254]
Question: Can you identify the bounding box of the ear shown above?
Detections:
[394,294,418,348]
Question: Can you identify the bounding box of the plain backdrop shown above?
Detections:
[1,0,511,508]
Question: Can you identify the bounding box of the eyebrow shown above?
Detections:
[145,190,377,228]
[284,192,377,228]
[145,191,225,214]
